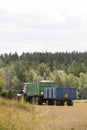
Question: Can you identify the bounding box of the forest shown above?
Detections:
[0,51,87,99]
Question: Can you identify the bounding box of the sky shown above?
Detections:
[0,0,87,55]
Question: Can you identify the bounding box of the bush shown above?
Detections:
[8,89,13,99]
[80,87,87,99]
[1,90,13,99]
[1,91,8,98]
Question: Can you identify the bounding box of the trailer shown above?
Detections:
[44,87,76,106]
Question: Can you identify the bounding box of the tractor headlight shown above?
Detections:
[40,91,44,95]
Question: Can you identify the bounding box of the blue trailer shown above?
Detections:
[44,87,76,106]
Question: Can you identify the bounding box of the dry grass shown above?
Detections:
[0,98,87,130]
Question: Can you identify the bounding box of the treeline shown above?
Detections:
[1,51,87,65]
[0,51,87,74]
[0,51,87,99]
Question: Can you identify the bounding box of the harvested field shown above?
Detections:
[34,101,87,130]
[0,98,87,130]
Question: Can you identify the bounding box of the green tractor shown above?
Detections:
[24,80,61,105]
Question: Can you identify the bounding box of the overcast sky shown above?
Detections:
[0,0,87,55]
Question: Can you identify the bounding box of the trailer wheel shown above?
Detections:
[69,101,73,106]
[60,101,64,106]
[38,100,42,105]
[67,101,73,106]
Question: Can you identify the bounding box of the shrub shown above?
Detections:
[1,91,8,98]
[80,87,87,99]
[7,89,13,99]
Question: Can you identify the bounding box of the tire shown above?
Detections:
[67,101,73,106]
[70,101,73,106]
[38,100,43,105]
[60,101,64,106]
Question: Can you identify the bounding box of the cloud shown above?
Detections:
[0,0,87,54]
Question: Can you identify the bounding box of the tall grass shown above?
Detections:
[0,97,34,112]
[0,98,87,130]
[0,98,35,130]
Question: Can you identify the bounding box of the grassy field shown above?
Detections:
[0,98,87,130]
